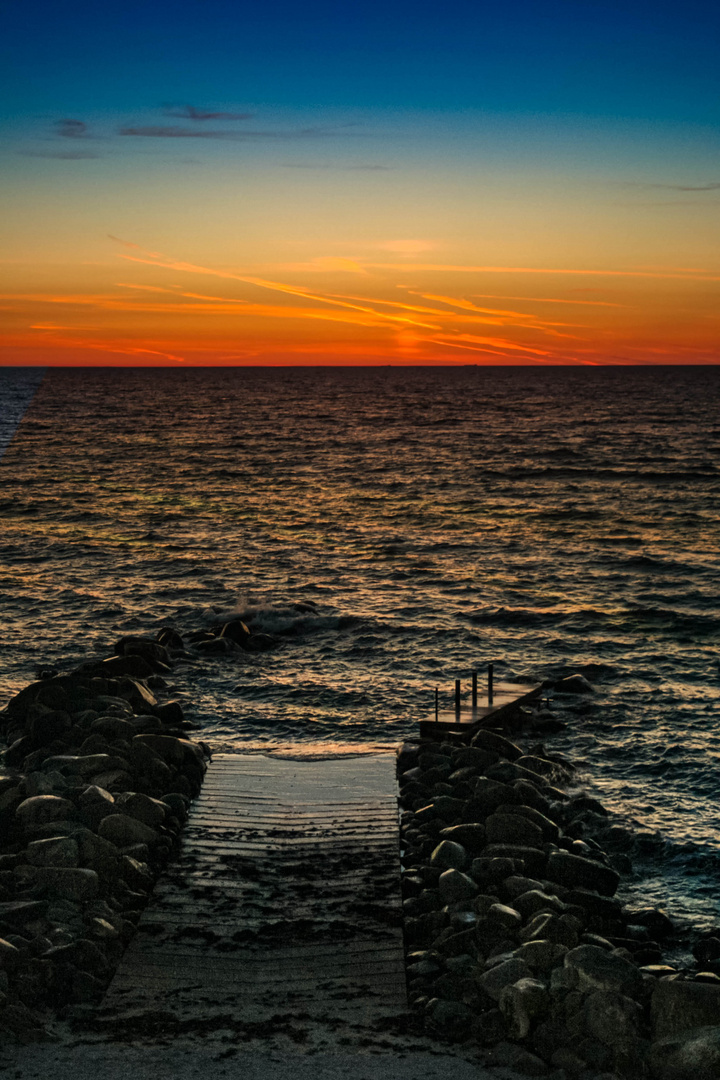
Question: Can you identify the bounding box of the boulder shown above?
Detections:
[32,867,99,901]
[553,674,594,694]
[583,989,641,1046]
[438,869,479,904]
[499,976,550,1039]
[478,957,533,1001]
[545,850,620,897]
[564,944,643,997]
[15,795,74,831]
[26,836,79,868]
[651,979,720,1037]
[97,813,159,848]
[438,824,486,853]
[470,730,522,760]
[430,840,468,871]
[647,1026,720,1080]
[482,844,547,878]
[486,813,545,849]
[42,754,121,779]
[514,940,568,973]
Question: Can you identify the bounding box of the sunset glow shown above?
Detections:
[2,1,718,366]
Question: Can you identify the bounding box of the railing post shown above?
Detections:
[455,679,461,716]
[488,663,494,706]
[472,670,478,709]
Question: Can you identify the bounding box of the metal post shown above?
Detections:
[472,670,478,710]
[435,687,439,722]
[455,679,461,716]
[488,663,494,706]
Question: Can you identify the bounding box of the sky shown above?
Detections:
[1,0,719,366]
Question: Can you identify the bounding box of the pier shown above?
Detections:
[99,753,408,1044]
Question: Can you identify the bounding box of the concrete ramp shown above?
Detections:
[99,753,407,1043]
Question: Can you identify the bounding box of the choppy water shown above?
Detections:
[1,365,719,938]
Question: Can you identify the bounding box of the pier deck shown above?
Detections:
[99,752,407,1043]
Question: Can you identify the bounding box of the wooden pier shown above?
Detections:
[99,753,407,1044]
[420,666,542,738]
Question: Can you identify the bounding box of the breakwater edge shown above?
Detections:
[1,617,719,1077]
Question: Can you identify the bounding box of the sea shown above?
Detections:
[1,364,718,951]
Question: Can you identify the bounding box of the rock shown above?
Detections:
[470,730,522,760]
[647,1025,720,1080]
[42,754,121,779]
[156,627,184,650]
[470,856,524,888]
[514,940,568,972]
[452,746,499,771]
[430,840,468,871]
[26,837,79,868]
[465,777,520,818]
[486,812,545,849]
[15,796,74,831]
[32,867,99,901]
[153,701,185,726]
[93,654,156,679]
[0,937,21,968]
[219,619,251,645]
[521,912,582,948]
[121,855,153,892]
[496,802,560,842]
[115,792,167,829]
[553,674,594,695]
[438,869,479,903]
[113,636,172,669]
[485,1040,549,1075]
[513,889,566,920]
[478,958,533,1001]
[499,976,550,1039]
[90,717,137,741]
[438,824,486,853]
[426,997,475,1031]
[564,944,643,997]
[482,844,547,878]
[545,849,620,897]
[651,978,720,1037]
[584,989,641,1045]
[97,814,159,848]
[90,769,134,792]
[488,903,522,931]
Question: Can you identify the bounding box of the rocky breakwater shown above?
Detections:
[0,632,210,1043]
[398,728,720,1079]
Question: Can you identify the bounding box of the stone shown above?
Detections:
[430,840,467,871]
[465,778,520,818]
[486,813,545,849]
[583,989,641,1045]
[488,903,522,931]
[0,938,21,968]
[43,754,121,778]
[452,746,499,771]
[26,837,79,868]
[513,889,566,920]
[478,957,533,1000]
[521,912,582,948]
[426,997,474,1030]
[482,844,547,878]
[470,856,523,888]
[545,850,620,897]
[115,792,167,829]
[495,802,560,842]
[438,869,479,903]
[651,978,720,1037]
[553,674,594,694]
[470,730,522,760]
[121,855,153,892]
[647,1025,720,1080]
[514,940,568,972]
[485,1041,549,1076]
[32,867,99,901]
[564,944,643,997]
[438,824,486,853]
[15,795,74,831]
[98,813,159,848]
[90,717,137,741]
[499,976,550,1039]
[78,784,115,809]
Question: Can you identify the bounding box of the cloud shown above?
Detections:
[56,119,90,138]
[20,150,99,160]
[118,125,368,140]
[376,240,434,255]
[163,104,254,121]
[626,181,720,192]
[280,163,391,170]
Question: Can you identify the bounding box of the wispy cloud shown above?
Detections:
[364,263,720,281]
[163,104,254,121]
[20,150,99,160]
[280,162,391,170]
[626,181,720,192]
[118,125,366,140]
[56,119,91,138]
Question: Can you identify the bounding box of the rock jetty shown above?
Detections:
[0,631,210,1043]
[397,724,720,1078]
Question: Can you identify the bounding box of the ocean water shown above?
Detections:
[1,365,719,940]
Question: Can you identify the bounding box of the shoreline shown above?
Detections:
[1,629,719,1077]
